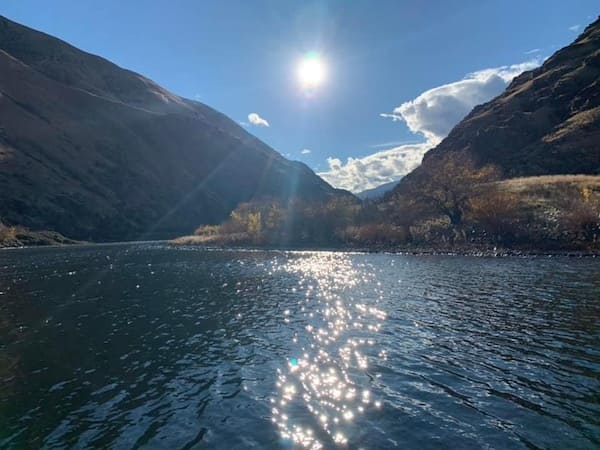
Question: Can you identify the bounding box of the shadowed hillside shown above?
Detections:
[0,15,346,241]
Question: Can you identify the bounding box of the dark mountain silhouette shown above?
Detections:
[0,15,346,241]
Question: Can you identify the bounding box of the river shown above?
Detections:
[0,243,598,449]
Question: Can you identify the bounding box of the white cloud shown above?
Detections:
[301,149,311,154]
[379,113,403,121]
[318,143,431,193]
[321,59,541,193]
[569,24,581,32]
[247,112,270,127]
[370,140,421,149]
[384,59,541,144]
[524,48,540,55]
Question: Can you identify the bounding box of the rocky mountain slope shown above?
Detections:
[0,15,344,241]
[394,17,600,196]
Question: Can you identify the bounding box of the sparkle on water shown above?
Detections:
[1,245,599,449]
[271,252,385,449]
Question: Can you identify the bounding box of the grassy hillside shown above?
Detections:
[0,222,81,247]
[494,174,600,194]
[491,175,600,214]
[455,175,600,250]
[394,18,599,205]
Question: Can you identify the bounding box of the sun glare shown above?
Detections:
[298,52,326,88]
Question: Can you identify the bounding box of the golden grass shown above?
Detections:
[170,232,250,246]
[0,223,80,247]
[494,175,600,191]
[0,224,18,242]
[488,175,600,212]
[170,235,216,245]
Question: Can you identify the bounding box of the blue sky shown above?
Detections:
[2,1,598,192]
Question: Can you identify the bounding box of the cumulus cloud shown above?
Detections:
[383,59,540,144]
[322,59,541,193]
[247,112,270,127]
[318,143,431,193]
[301,149,311,154]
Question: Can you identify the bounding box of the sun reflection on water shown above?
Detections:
[271,252,386,448]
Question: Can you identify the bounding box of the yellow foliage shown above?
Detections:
[194,224,220,236]
[247,211,261,237]
[582,186,591,202]
[230,210,243,224]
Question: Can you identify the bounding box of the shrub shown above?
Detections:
[194,224,220,236]
[560,198,600,242]
[468,190,521,244]
[339,224,410,245]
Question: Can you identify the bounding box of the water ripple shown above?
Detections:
[0,245,598,449]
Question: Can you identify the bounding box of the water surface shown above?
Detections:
[0,244,599,449]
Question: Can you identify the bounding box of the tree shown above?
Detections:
[408,152,502,226]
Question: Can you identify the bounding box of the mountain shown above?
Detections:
[0,16,346,241]
[356,179,401,200]
[394,17,600,197]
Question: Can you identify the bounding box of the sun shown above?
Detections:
[298,52,326,88]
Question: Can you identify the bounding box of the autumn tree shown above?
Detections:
[407,152,502,226]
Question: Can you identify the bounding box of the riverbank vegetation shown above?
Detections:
[172,174,600,253]
[0,222,80,248]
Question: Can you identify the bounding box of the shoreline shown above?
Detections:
[3,237,597,258]
[167,238,599,258]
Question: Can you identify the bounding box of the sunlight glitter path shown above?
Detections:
[271,252,386,448]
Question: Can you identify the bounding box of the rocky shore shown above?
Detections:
[169,235,598,257]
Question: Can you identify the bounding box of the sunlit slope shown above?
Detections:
[0,15,344,241]
[489,174,600,207]
[395,17,600,197]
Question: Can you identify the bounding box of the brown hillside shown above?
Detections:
[395,17,600,197]
[0,16,345,241]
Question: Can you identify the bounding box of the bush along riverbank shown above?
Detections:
[170,176,600,256]
[0,222,81,248]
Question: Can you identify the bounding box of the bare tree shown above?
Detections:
[409,152,502,226]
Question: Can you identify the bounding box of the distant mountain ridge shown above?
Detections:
[0,15,346,241]
[356,179,401,200]
[394,17,600,196]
